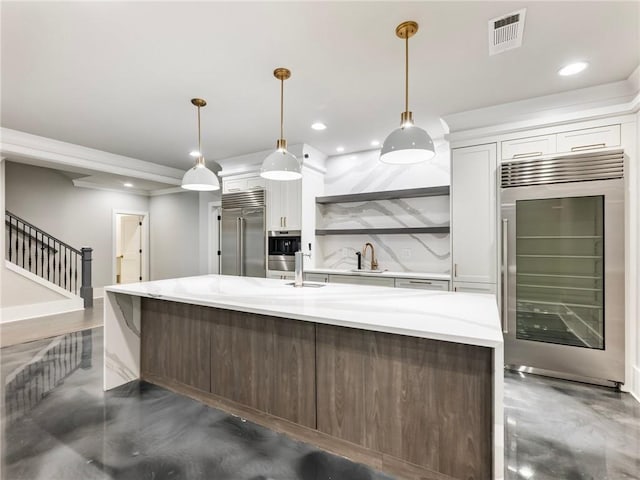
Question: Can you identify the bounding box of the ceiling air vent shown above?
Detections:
[488,8,526,55]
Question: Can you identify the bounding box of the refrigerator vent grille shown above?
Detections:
[501,149,624,188]
[222,189,265,208]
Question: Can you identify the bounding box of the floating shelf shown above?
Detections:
[315,226,450,236]
[316,186,449,204]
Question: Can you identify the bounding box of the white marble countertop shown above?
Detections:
[105,274,501,349]
[304,268,451,280]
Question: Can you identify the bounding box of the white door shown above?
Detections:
[119,215,142,284]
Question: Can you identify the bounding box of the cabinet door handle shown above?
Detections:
[453,263,458,278]
[284,216,287,228]
[454,286,457,292]
[408,280,432,285]
[571,143,606,152]
[228,187,241,192]
[512,151,542,159]
[502,218,509,334]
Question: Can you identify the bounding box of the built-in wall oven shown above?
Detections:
[501,149,625,386]
[268,230,301,272]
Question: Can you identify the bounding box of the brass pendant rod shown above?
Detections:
[280,76,284,141]
[405,34,409,114]
[197,104,202,164]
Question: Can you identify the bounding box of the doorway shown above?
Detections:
[113,210,149,284]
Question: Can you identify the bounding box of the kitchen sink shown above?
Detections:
[285,282,327,288]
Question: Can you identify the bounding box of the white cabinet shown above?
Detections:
[500,124,620,161]
[266,179,301,231]
[452,281,497,294]
[556,124,620,153]
[328,274,395,288]
[304,273,329,283]
[394,278,449,291]
[451,143,497,286]
[267,271,294,280]
[501,134,556,160]
[222,175,265,194]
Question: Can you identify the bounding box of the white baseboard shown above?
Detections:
[1,297,84,323]
[631,365,640,404]
[93,287,104,300]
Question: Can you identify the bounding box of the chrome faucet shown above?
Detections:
[362,242,378,270]
[294,250,311,287]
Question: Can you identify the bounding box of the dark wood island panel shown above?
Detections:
[139,298,493,480]
[316,324,493,480]
[141,298,317,428]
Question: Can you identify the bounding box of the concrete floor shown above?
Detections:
[1,308,639,479]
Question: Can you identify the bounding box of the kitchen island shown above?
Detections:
[104,275,503,480]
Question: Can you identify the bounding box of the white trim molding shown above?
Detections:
[1,128,184,185]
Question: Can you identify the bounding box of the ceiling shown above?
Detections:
[1,1,638,173]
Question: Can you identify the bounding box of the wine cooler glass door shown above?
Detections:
[502,179,624,385]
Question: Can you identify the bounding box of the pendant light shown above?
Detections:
[380,21,435,165]
[260,68,302,181]
[181,98,221,191]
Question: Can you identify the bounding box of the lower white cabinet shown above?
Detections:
[395,278,449,291]
[452,281,496,294]
[267,271,294,280]
[328,274,395,288]
[304,273,329,283]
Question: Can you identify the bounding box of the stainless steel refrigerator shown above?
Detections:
[220,190,266,278]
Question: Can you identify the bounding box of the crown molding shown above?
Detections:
[0,128,183,185]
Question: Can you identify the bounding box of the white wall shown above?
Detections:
[2,267,66,306]
[149,191,200,280]
[4,162,150,293]
[635,110,640,401]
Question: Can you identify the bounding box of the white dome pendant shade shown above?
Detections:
[181,163,220,191]
[181,98,220,191]
[380,21,436,165]
[260,68,302,181]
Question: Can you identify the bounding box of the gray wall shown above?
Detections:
[149,191,201,280]
[5,161,151,291]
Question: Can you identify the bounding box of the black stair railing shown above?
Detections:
[5,211,93,307]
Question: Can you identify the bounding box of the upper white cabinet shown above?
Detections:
[556,124,620,153]
[266,179,301,231]
[501,134,556,160]
[500,124,621,160]
[451,143,497,285]
[222,174,265,194]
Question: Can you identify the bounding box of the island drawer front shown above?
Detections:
[394,278,449,291]
[315,323,493,480]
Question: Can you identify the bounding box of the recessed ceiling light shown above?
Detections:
[311,122,327,131]
[336,146,345,153]
[371,140,380,147]
[558,61,588,76]
[123,182,134,188]
[189,150,201,157]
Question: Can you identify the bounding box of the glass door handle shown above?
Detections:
[502,218,509,334]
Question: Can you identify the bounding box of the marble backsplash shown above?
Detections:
[317,233,450,273]
[315,196,450,273]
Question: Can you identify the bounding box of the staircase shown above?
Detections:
[5,211,93,311]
